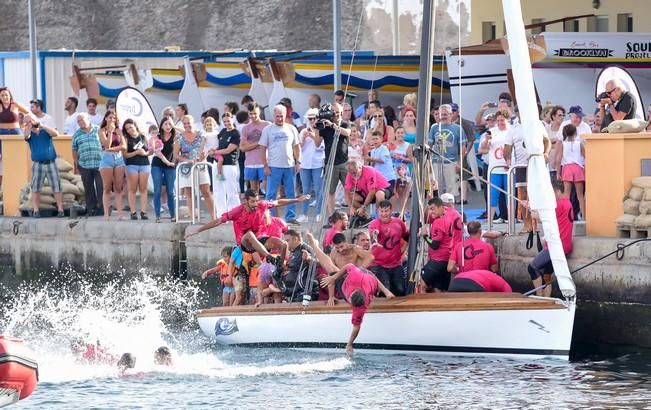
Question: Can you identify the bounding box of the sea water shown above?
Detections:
[1,270,650,409]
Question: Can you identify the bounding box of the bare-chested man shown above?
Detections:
[306,232,374,306]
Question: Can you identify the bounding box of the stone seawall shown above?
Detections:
[2,217,651,348]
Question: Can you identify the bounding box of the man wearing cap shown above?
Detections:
[561,106,592,140]
[599,78,636,130]
[312,102,351,216]
[29,99,57,129]
[440,193,463,250]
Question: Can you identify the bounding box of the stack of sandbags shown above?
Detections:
[617,177,651,229]
[18,158,86,213]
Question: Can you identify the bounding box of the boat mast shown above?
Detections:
[501,0,576,298]
[333,0,342,91]
[406,0,436,276]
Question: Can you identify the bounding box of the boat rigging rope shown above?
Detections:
[523,238,649,296]
[301,0,367,308]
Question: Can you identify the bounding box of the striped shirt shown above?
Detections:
[72,126,102,169]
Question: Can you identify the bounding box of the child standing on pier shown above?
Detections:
[201,246,235,306]
[555,124,586,220]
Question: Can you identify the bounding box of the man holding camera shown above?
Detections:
[312,102,351,216]
[599,79,636,130]
[23,114,65,218]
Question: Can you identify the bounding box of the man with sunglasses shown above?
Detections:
[599,78,636,130]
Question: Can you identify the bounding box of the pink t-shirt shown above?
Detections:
[241,120,271,166]
[455,270,512,293]
[428,215,453,262]
[445,206,463,251]
[341,265,378,325]
[545,196,574,254]
[344,166,390,198]
[220,200,275,244]
[323,226,342,249]
[258,216,288,239]
[450,237,497,273]
[368,217,408,268]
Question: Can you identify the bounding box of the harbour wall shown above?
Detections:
[1,217,650,348]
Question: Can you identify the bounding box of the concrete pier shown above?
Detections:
[2,216,651,348]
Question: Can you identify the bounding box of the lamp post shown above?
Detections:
[28,0,38,100]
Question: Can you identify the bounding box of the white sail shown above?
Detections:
[178,56,206,121]
[501,0,576,299]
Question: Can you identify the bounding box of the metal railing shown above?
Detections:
[486,165,509,232]
[507,164,528,235]
[175,161,215,224]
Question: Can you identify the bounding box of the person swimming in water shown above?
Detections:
[117,353,136,375]
[154,346,173,366]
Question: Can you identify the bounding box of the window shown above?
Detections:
[482,21,496,42]
[563,19,580,32]
[588,15,609,32]
[617,13,633,32]
[531,18,545,35]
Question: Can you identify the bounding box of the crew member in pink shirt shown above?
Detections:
[448,270,512,293]
[319,261,395,356]
[440,193,464,250]
[344,158,392,223]
[527,180,574,297]
[368,200,409,296]
[420,197,453,292]
[448,221,498,274]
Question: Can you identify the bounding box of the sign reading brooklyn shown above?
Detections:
[553,48,613,57]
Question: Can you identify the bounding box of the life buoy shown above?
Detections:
[0,336,38,403]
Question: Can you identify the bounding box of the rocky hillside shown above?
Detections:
[1,0,365,51]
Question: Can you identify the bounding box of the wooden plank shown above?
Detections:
[197,293,566,317]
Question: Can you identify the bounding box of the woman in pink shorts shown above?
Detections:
[556,124,585,220]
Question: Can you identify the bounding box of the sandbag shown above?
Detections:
[602,119,649,134]
[634,214,651,228]
[623,198,640,215]
[71,175,82,184]
[56,157,73,172]
[639,201,651,215]
[63,193,76,202]
[629,186,644,201]
[59,171,75,182]
[38,195,57,205]
[633,177,651,189]
[616,214,636,226]
[61,181,81,196]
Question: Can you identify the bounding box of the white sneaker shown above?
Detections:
[315,214,322,223]
[296,215,309,223]
[309,200,317,207]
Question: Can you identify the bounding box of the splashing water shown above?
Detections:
[0,269,350,388]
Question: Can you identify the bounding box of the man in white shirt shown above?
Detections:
[63,97,79,135]
[259,104,302,224]
[561,106,591,140]
[85,98,102,126]
[29,99,57,129]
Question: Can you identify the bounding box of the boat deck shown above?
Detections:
[197,293,567,317]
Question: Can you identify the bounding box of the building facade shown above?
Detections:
[470,0,648,44]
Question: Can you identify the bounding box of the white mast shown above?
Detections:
[501,0,576,298]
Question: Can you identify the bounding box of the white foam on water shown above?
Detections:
[0,271,350,384]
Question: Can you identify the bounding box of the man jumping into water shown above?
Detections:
[186,189,310,266]
[306,232,394,356]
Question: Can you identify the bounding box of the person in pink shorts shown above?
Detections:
[555,123,585,220]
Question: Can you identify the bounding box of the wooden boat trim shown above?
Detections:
[197,293,566,317]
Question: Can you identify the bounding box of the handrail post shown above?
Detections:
[486,165,509,231]
[190,161,215,224]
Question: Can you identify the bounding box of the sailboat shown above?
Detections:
[197,0,577,360]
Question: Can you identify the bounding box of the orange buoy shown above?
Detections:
[0,336,38,405]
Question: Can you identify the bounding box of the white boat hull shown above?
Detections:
[198,296,576,360]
